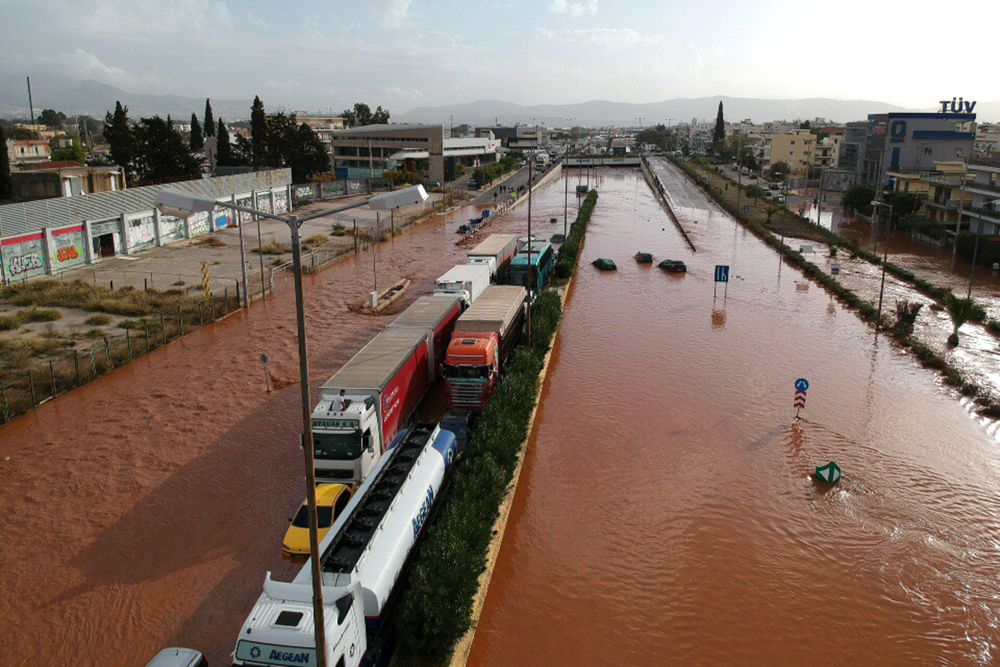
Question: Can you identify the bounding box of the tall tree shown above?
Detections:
[250,95,267,169]
[289,123,330,181]
[341,102,390,127]
[38,109,67,128]
[189,113,204,151]
[216,118,233,166]
[103,101,135,183]
[0,124,12,200]
[712,101,725,152]
[234,135,254,167]
[132,115,200,184]
[204,99,215,137]
[265,112,297,168]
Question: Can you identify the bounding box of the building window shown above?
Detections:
[924,147,932,155]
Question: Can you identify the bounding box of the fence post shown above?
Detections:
[178,308,183,335]
[0,383,7,422]
[28,370,36,407]
[49,360,57,398]
[110,279,114,290]
[144,277,148,291]
[224,286,229,311]
[126,328,132,359]
[90,351,97,377]
[160,314,166,342]
[74,349,81,385]
[235,280,241,306]
[144,323,150,352]
[354,220,358,253]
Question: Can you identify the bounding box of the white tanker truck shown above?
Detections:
[232,423,458,667]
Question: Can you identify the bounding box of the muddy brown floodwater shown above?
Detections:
[469,166,1000,666]
[0,183,563,665]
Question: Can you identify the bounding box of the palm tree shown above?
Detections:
[893,300,922,337]
[946,295,976,346]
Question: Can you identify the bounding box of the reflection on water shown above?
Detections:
[469,167,1000,666]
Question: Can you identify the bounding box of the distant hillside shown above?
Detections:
[398,96,1000,126]
[0,72,252,120]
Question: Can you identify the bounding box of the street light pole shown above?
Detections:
[236,210,250,308]
[526,158,533,346]
[564,160,569,239]
[874,201,894,329]
[287,216,328,666]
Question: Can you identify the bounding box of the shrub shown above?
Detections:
[20,307,62,322]
[252,241,290,255]
[0,315,20,330]
[84,314,112,326]
[195,235,226,247]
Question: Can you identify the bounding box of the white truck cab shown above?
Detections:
[466,254,497,278]
[311,395,381,485]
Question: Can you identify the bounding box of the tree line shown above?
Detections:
[102,96,333,186]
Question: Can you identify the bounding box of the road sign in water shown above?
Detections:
[814,461,842,484]
[795,378,809,392]
[714,265,730,283]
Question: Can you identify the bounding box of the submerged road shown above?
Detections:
[469,165,1000,665]
[0,177,575,665]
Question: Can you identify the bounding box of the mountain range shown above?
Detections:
[2,72,998,125]
[396,96,1000,126]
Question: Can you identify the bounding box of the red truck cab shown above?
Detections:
[444,333,501,409]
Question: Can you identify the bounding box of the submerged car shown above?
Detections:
[658,259,687,273]
[592,258,617,271]
[282,483,353,556]
[635,251,654,264]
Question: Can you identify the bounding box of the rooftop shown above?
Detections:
[332,123,441,135]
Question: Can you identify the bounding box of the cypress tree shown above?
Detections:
[0,124,12,199]
[103,101,134,183]
[712,101,725,152]
[216,118,233,166]
[189,113,204,151]
[250,95,267,169]
[204,99,215,137]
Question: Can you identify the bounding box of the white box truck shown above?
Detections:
[434,263,490,307]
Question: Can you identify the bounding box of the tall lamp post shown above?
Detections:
[967,197,1000,299]
[157,184,428,667]
[872,199,894,328]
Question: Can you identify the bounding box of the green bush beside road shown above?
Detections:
[392,193,597,665]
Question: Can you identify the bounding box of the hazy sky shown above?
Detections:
[2,0,998,112]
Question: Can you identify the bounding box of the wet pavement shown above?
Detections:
[469,166,1000,666]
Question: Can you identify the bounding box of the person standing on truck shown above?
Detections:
[330,389,350,411]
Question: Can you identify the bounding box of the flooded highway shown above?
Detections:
[0,178,567,665]
[469,166,1000,665]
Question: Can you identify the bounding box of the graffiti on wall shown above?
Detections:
[52,226,86,269]
[128,214,156,250]
[256,192,273,215]
[273,190,288,214]
[2,233,47,282]
[159,215,185,243]
[189,211,210,236]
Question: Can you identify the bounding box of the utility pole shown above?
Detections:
[735,131,744,219]
[26,76,34,125]
[874,202,893,329]
[237,209,250,308]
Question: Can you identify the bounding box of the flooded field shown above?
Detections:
[0,180,570,665]
[469,166,1000,666]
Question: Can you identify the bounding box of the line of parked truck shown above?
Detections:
[228,233,552,667]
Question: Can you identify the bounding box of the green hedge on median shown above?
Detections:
[554,190,598,282]
[392,197,596,663]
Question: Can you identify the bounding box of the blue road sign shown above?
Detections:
[743,206,749,214]
[714,265,730,283]
[795,378,810,392]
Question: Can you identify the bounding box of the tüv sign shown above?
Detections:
[939,97,977,113]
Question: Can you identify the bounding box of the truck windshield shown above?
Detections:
[444,363,489,379]
[314,431,362,460]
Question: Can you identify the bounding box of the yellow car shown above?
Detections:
[282,483,353,556]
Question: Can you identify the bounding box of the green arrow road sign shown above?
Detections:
[814,461,842,484]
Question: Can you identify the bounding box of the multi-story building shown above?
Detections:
[923,162,971,227]
[295,114,346,153]
[963,160,1000,236]
[6,139,52,165]
[813,132,842,170]
[862,112,976,189]
[329,124,444,183]
[840,121,867,177]
[11,161,126,200]
[769,129,816,175]
[975,123,1000,158]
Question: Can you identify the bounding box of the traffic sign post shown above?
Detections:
[714,264,730,298]
[793,377,809,418]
